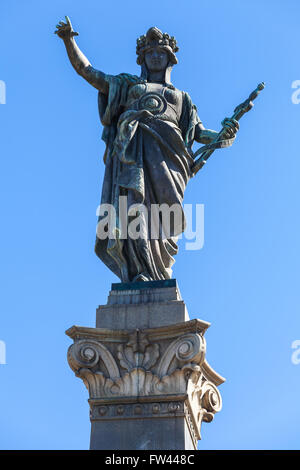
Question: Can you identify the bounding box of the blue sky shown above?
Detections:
[0,0,299,449]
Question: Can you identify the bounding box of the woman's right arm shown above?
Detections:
[55,17,109,95]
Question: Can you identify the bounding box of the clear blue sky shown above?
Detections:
[1,0,299,450]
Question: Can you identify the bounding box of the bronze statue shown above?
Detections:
[55,17,261,283]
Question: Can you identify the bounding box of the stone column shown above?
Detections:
[66,280,224,450]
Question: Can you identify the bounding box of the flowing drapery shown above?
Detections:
[95,73,201,282]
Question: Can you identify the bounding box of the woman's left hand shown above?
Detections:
[221,117,240,139]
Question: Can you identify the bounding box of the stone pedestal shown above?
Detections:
[66,280,224,450]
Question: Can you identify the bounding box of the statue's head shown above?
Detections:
[136,27,179,84]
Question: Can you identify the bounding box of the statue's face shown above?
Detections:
[144,47,169,72]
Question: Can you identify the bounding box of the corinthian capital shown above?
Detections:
[66,319,224,445]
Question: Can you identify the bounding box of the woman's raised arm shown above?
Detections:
[55,16,109,95]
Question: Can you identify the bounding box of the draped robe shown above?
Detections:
[95,73,201,282]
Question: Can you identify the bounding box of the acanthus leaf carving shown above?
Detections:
[67,326,223,441]
[117,330,160,372]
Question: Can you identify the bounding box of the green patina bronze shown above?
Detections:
[55,17,264,283]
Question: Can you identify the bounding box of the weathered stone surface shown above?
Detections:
[96,279,189,329]
[90,407,195,450]
[66,313,224,450]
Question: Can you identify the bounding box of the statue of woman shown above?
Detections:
[55,17,239,283]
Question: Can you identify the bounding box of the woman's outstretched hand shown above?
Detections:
[54,16,78,40]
